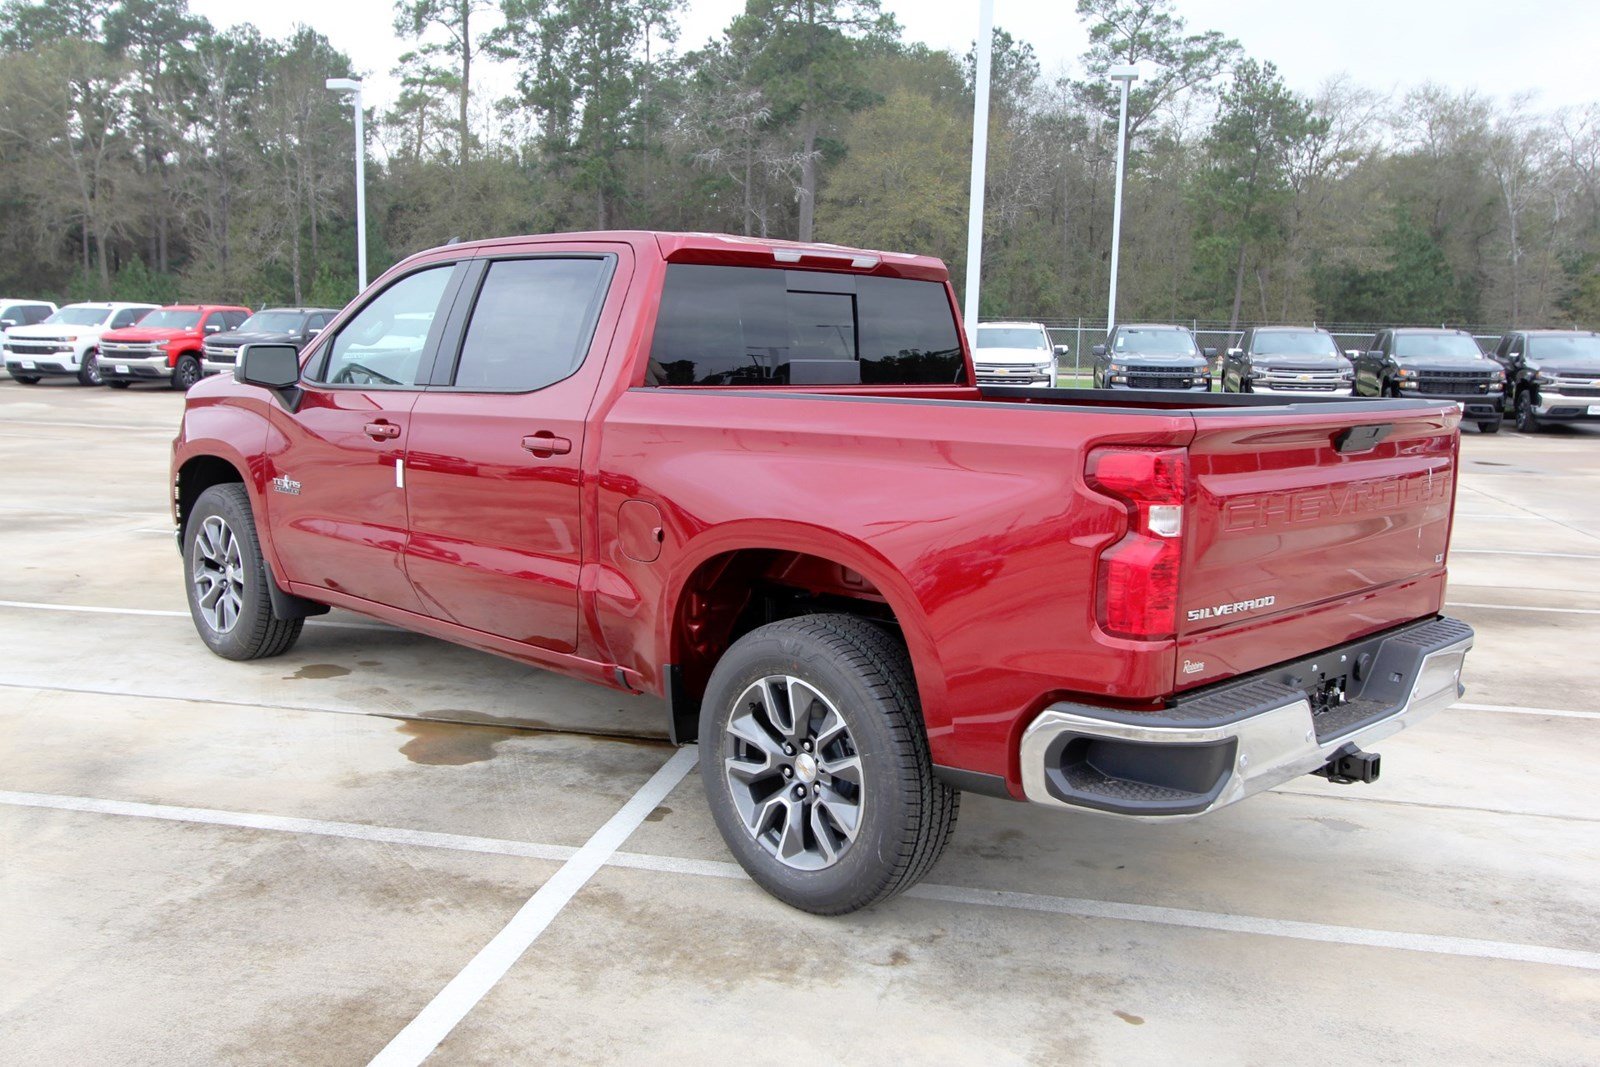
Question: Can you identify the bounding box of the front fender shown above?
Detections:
[172,392,278,571]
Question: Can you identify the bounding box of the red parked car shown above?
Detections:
[170,231,1474,913]
[99,304,251,389]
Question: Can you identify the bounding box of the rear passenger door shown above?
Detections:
[401,245,630,653]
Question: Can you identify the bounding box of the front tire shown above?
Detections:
[107,380,130,389]
[699,614,958,914]
[76,349,102,386]
[1478,420,1502,434]
[184,483,303,660]
[172,354,201,390]
[10,373,40,385]
[1515,391,1541,433]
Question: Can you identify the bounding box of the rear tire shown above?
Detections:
[172,354,201,391]
[1478,420,1501,434]
[107,381,130,390]
[183,483,303,660]
[76,349,102,386]
[699,614,958,914]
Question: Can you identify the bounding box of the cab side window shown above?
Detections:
[450,257,610,392]
[202,312,227,334]
[1507,334,1523,359]
[111,308,147,329]
[224,310,249,329]
[315,266,455,387]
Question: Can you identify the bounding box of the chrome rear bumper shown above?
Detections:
[1019,617,1473,819]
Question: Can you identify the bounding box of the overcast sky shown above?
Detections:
[191,0,1600,117]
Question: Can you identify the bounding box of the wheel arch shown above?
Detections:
[660,524,943,745]
[174,453,248,546]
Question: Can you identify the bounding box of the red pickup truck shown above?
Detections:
[100,304,252,389]
[171,231,1474,913]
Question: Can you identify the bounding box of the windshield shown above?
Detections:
[976,327,1048,351]
[1114,328,1197,356]
[238,311,304,333]
[135,310,202,330]
[1529,335,1600,365]
[43,307,112,327]
[1253,330,1340,357]
[1394,333,1482,359]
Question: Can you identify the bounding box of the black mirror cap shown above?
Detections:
[1366,350,1385,360]
[238,343,301,390]
[1091,343,1108,358]
[1202,346,1218,358]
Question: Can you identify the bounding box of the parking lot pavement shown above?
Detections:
[3,380,1599,1064]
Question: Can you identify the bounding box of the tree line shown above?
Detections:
[1,0,1596,330]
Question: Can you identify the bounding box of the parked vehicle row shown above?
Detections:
[2,302,338,389]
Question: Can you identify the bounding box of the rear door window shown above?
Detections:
[448,257,612,392]
[647,264,965,386]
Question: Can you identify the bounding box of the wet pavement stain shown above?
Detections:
[285,664,352,680]
[1114,1011,1144,1025]
[1306,816,1364,833]
[356,660,381,667]
[644,804,672,823]
[396,720,524,766]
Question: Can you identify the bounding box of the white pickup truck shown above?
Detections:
[3,302,159,385]
[972,320,1064,386]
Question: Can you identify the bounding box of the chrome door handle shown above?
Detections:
[521,431,572,456]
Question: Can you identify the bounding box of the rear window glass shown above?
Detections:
[647,264,965,386]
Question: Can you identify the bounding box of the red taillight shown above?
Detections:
[1087,446,1189,640]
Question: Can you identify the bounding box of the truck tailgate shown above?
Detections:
[1176,403,1459,690]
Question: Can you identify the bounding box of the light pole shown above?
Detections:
[962,0,995,346]
[1106,64,1139,334]
[325,77,368,293]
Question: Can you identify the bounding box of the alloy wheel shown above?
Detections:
[191,515,245,634]
[722,675,864,871]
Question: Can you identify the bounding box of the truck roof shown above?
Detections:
[978,320,1047,329]
[1391,327,1471,335]
[1518,328,1599,337]
[403,230,951,283]
[1254,325,1333,332]
[1116,323,1191,332]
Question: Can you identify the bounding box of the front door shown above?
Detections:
[403,249,626,653]
[264,261,465,612]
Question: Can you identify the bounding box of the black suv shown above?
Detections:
[1490,329,1600,433]
[200,307,339,378]
[1091,323,1214,391]
[1221,326,1353,395]
[1353,328,1505,433]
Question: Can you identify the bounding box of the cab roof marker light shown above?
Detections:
[773,249,803,263]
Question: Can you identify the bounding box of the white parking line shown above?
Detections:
[366,747,698,1067]
[4,786,1597,974]
[1447,601,1600,615]
[0,599,396,631]
[0,790,578,862]
[1453,549,1600,560]
[1454,702,1600,720]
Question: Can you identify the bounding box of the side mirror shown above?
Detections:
[1054,344,1069,356]
[305,327,321,339]
[204,322,222,333]
[0,318,15,328]
[1202,346,1218,359]
[1227,347,1242,357]
[1365,350,1384,361]
[1091,343,1108,358]
[238,343,300,390]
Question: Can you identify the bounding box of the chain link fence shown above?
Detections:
[1027,317,1511,382]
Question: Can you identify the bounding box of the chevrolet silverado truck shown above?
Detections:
[201,307,339,378]
[1488,329,1600,433]
[1091,323,1215,391]
[171,231,1474,914]
[4,302,158,385]
[99,304,252,389]
[1353,328,1505,433]
[972,320,1065,386]
[1221,326,1354,395]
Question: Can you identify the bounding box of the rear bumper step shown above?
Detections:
[1019,616,1473,818]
